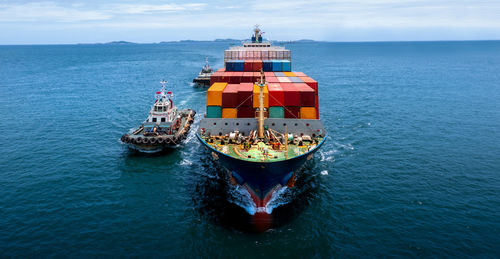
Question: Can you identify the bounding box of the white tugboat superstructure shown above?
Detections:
[121,80,196,152]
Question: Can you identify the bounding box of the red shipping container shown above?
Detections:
[230,72,243,84]
[253,72,261,83]
[225,72,235,83]
[218,71,232,83]
[242,72,253,83]
[299,76,318,92]
[222,84,239,108]
[266,77,279,83]
[316,95,319,119]
[267,83,285,107]
[210,72,220,85]
[294,83,316,106]
[264,72,275,77]
[281,83,300,106]
[244,60,252,72]
[237,106,255,118]
[284,106,300,119]
[237,83,253,106]
[252,60,263,72]
[293,71,306,77]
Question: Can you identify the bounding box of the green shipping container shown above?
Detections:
[206,106,222,118]
[269,106,284,118]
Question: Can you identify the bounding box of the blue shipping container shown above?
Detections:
[272,60,282,72]
[234,60,244,71]
[282,60,291,72]
[263,61,273,71]
[226,61,234,71]
[289,76,303,83]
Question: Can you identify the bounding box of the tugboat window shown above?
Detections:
[152,118,157,122]
[161,118,166,122]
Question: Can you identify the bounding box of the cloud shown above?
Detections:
[0,2,207,23]
[111,3,206,14]
[0,2,111,22]
[0,0,499,43]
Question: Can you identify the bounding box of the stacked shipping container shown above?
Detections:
[225,59,290,72]
[208,50,319,119]
[224,50,291,62]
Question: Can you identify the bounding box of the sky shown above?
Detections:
[0,0,499,44]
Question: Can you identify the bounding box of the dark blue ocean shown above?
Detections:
[1,41,499,257]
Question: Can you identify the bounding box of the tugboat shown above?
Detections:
[193,57,214,87]
[121,80,196,152]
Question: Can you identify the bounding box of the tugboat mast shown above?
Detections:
[160,80,168,92]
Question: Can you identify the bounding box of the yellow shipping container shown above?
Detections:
[207,82,228,106]
[283,72,296,77]
[300,107,317,119]
[253,84,269,108]
[222,108,237,118]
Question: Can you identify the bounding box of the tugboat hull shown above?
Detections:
[193,78,211,87]
[121,109,196,153]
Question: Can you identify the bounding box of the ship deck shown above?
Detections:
[200,136,324,162]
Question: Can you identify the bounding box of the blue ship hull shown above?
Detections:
[197,134,327,207]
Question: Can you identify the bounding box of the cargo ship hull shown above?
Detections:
[197,133,326,207]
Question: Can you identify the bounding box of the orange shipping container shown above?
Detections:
[283,72,296,77]
[222,108,237,118]
[253,84,269,108]
[206,82,227,106]
[300,107,317,119]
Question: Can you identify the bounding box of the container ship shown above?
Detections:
[197,26,326,214]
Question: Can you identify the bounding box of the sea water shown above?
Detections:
[1,41,500,257]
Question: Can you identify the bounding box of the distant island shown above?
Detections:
[96,39,318,45]
[105,41,137,45]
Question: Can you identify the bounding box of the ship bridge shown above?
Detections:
[224,25,291,62]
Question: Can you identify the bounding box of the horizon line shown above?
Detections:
[1,39,500,46]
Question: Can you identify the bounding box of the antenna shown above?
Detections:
[160,80,168,91]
